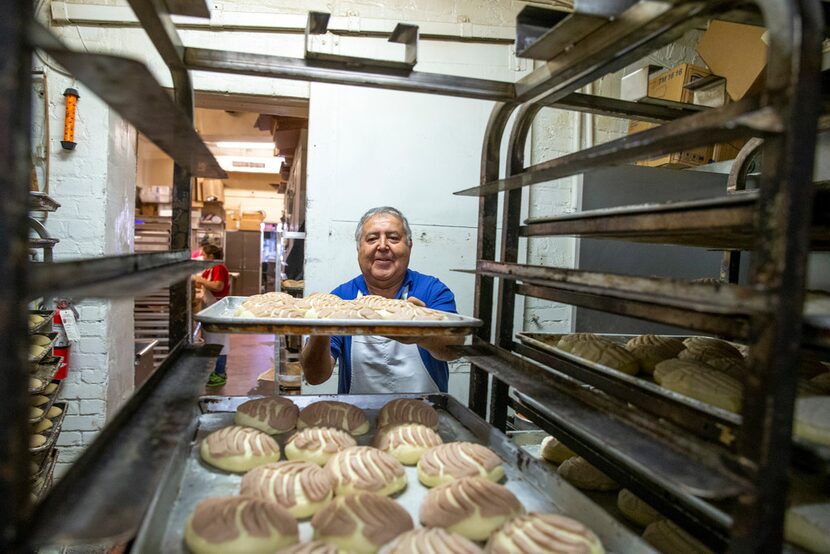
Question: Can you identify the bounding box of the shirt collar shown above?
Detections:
[356,269,413,299]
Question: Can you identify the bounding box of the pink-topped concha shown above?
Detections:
[184,495,298,554]
[378,398,440,430]
[298,401,369,435]
[312,492,414,554]
[420,477,523,541]
[382,527,483,554]
[235,396,299,434]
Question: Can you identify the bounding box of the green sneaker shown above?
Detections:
[206,372,227,387]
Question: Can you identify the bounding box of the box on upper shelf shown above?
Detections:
[628,63,714,168]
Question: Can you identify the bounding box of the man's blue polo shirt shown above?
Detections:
[329,269,457,394]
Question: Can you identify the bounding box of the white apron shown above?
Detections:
[202,287,229,355]
[348,288,439,394]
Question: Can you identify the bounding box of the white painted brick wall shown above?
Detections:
[37,63,136,477]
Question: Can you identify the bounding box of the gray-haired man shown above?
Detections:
[301,206,462,394]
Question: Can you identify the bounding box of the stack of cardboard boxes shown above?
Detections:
[626,20,768,168]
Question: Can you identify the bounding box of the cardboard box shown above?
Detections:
[628,64,714,168]
[697,20,767,101]
[621,64,663,102]
[239,211,265,231]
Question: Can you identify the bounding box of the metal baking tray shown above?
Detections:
[31,446,59,484]
[29,381,64,425]
[29,309,55,334]
[30,401,67,454]
[196,296,483,336]
[29,332,58,364]
[29,356,62,393]
[133,393,653,553]
[516,332,742,422]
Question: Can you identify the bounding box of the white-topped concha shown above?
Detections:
[382,527,483,554]
[485,512,605,554]
[373,423,443,465]
[325,446,407,497]
[240,461,334,519]
[285,427,358,466]
[417,441,504,487]
[200,425,281,473]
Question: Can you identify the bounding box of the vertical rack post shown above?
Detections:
[168,68,194,347]
[0,0,34,550]
[491,104,541,430]
[732,0,822,550]
[469,102,517,418]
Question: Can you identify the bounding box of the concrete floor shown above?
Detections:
[203,334,279,396]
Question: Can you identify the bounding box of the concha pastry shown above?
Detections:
[811,372,830,394]
[419,477,523,541]
[793,396,830,446]
[567,339,640,376]
[31,395,49,407]
[46,405,62,418]
[312,492,414,554]
[642,520,713,554]
[557,457,618,491]
[298,401,370,435]
[200,425,281,473]
[280,541,341,554]
[378,398,440,430]
[285,427,357,466]
[702,356,746,379]
[372,423,443,465]
[240,461,334,519]
[485,512,605,554]
[31,335,52,346]
[235,396,299,434]
[785,503,830,554]
[43,382,58,395]
[32,418,53,434]
[617,489,660,527]
[679,337,742,362]
[556,333,615,353]
[625,335,685,375]
[417,442,504,487]
[540,436,576,464]
[29,345,44,359]
[325,446,407,496]
[658,362,743,413]
[30,378,43,390]
[382,527,483,554]
[184,495,299,554]
[30,434,46,448]
[653,359,712,385]
[30,407,43,419]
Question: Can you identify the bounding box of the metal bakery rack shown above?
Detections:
[0,0,826,553]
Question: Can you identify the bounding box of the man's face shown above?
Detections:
[357,214,411,288]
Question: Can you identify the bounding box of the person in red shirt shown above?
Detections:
[193,244,230,386]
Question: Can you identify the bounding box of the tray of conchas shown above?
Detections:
[132,393,653,553]
[195,293,481,336]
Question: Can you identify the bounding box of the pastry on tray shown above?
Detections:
[240,460,334,519]
[285,427,357,466]
[184,495,298,554]
[200,425,281,473]
[298,401,370,435]
[486,512,604,554]
[381,527,482,554]
[377,397,440,430]
[325,446,407,497]
[312,492,414,554]
[372,423,443,465]
[557,457,618,491]
[417,442,504,487]
[235,396,299,434]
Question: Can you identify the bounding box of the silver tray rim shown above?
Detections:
[195,296,483,335]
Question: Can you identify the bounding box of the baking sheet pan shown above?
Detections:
[30,401,67,454]
[516,332,743,423]
[29,332,58,364]
[195,296,482,336]
[29,381,64,425]
[133,393,653,553]
[29,356,62,393]
[29,310,55,334]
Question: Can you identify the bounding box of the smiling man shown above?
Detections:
[300,206,463,394]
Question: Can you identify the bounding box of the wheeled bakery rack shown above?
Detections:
[0,1,826,553]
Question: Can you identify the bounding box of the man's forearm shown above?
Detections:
[418,336,465,361]
[300,335,335,385]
